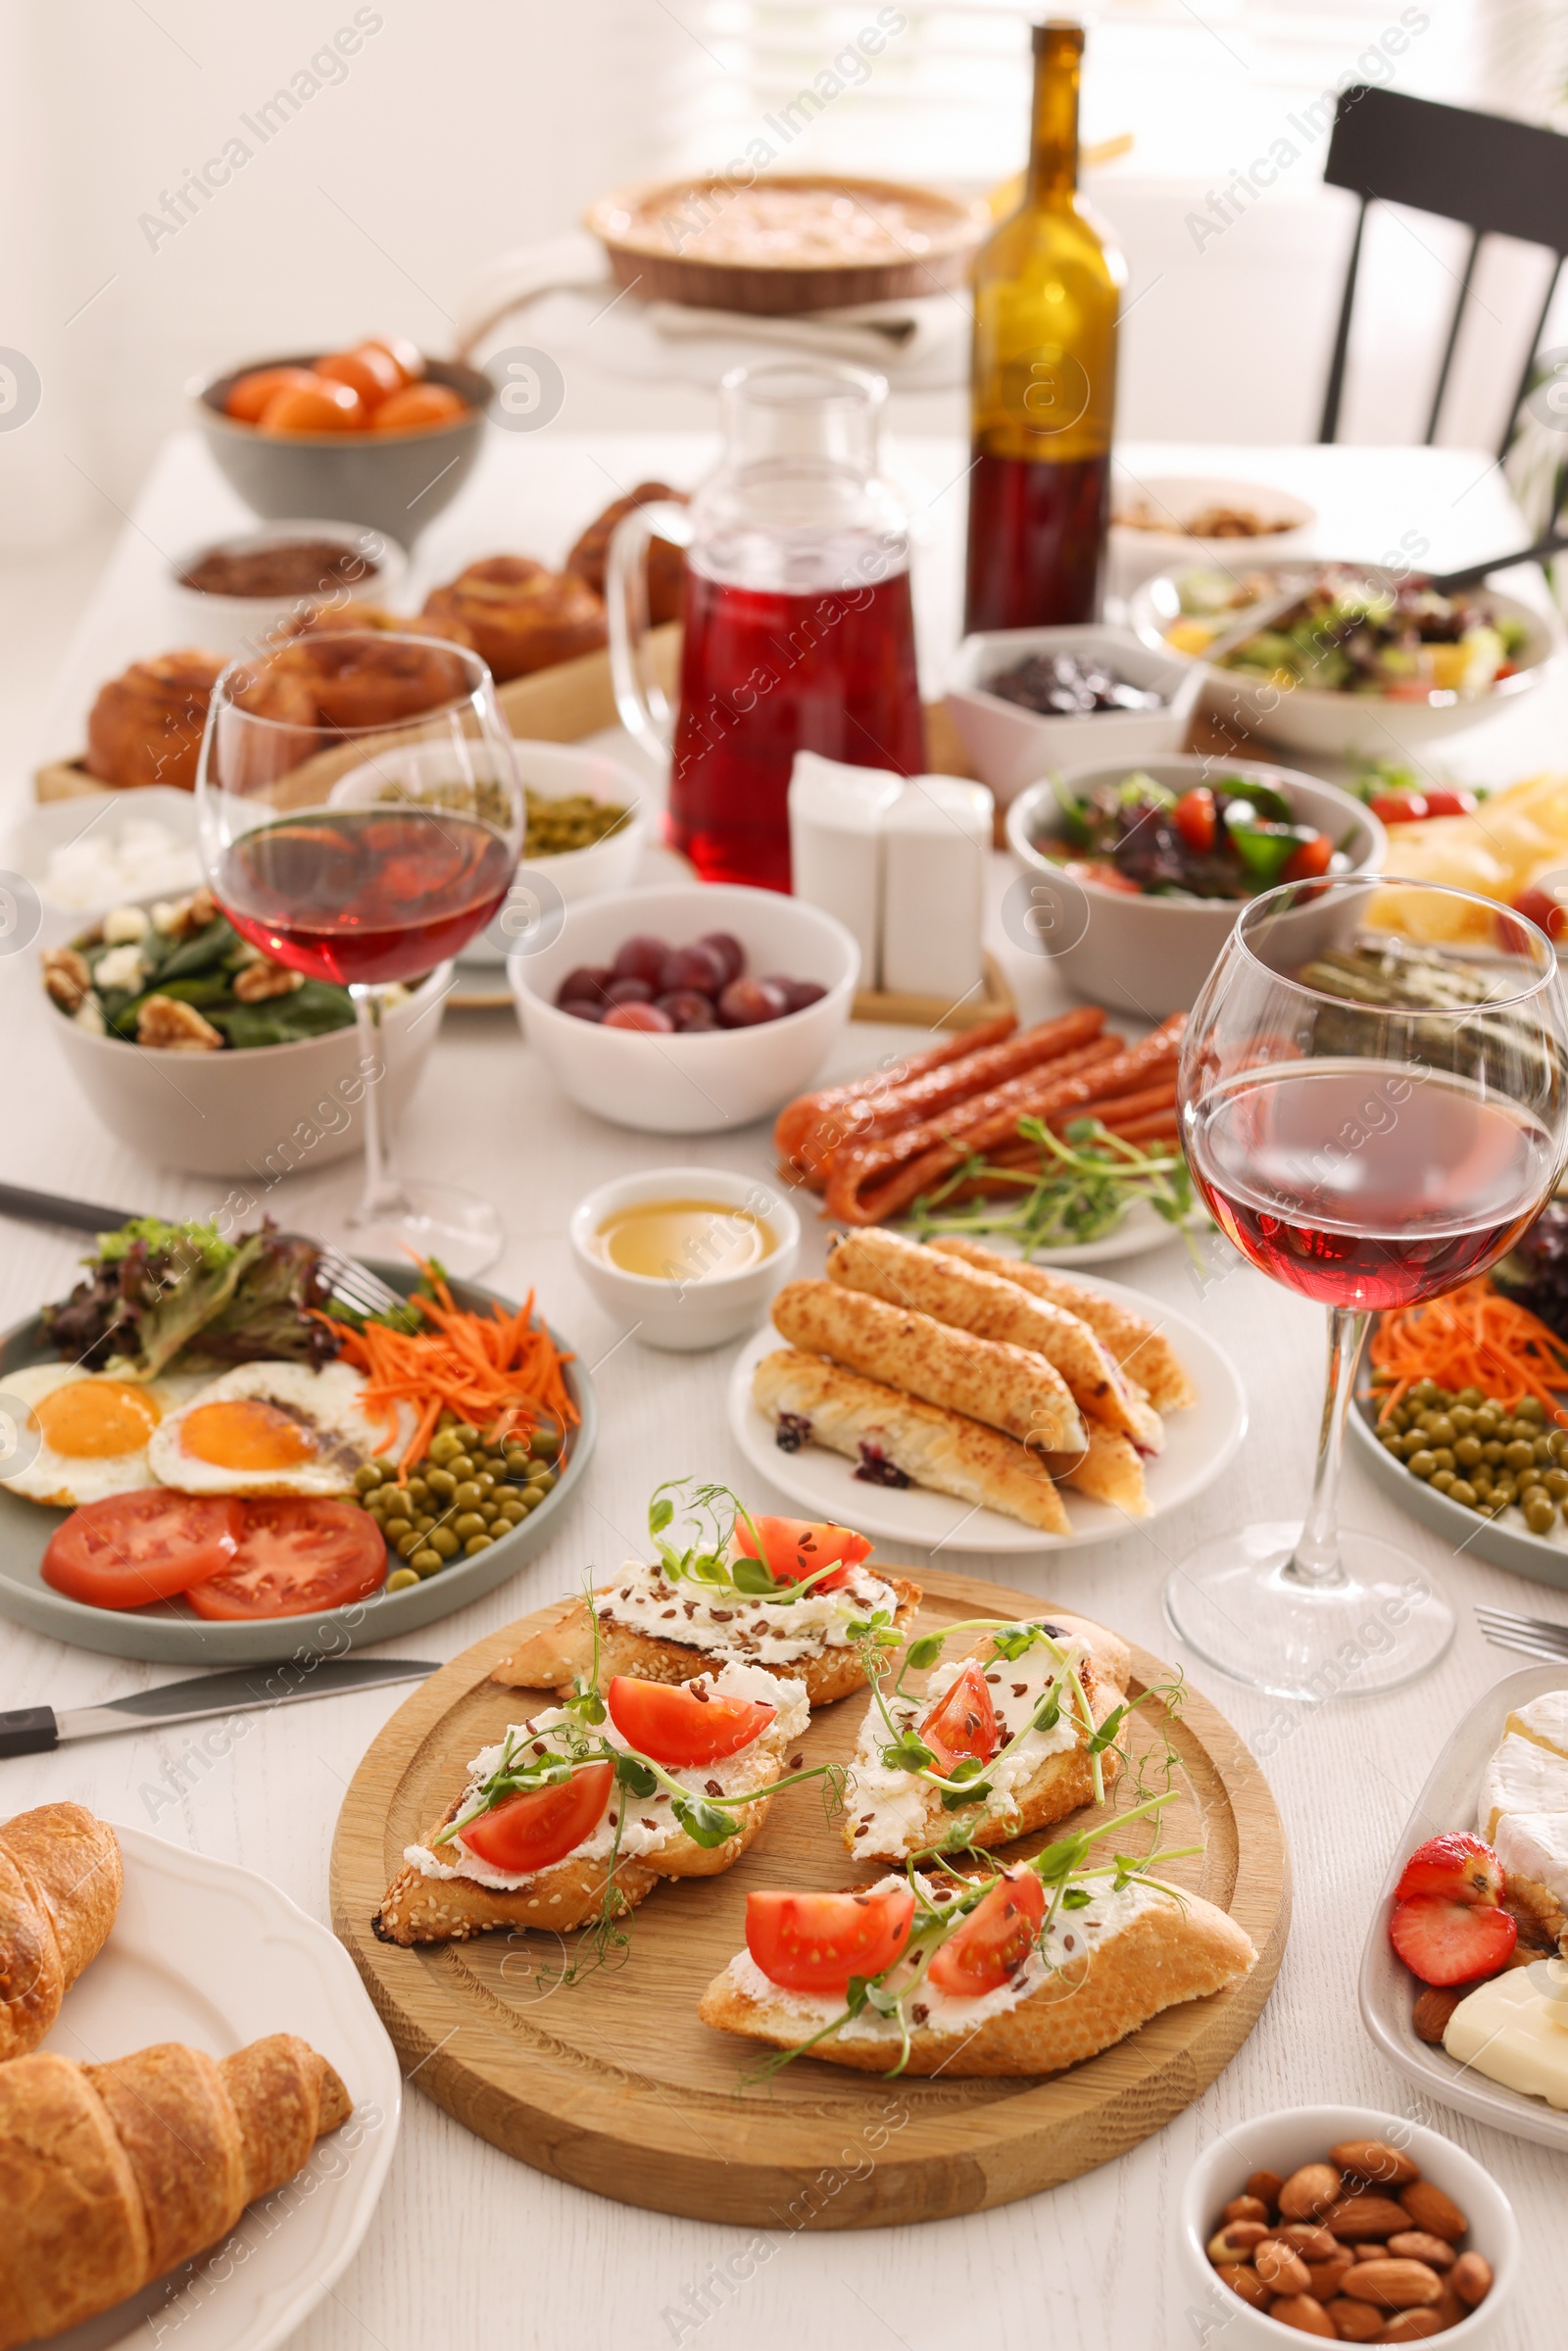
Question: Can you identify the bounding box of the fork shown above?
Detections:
[314,1245,405,1321]
[1475,1603,1568,1662]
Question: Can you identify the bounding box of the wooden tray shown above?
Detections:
[329,1568,1290,2227]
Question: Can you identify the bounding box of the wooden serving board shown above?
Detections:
[330,1570,1290,2227]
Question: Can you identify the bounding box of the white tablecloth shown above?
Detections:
[0,434,1560,2350]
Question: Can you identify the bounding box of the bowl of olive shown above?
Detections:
[1350,1375,1568,1594]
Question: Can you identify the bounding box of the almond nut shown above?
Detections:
[1342,2258,1445,2310]
[1324,2194,1413,2240]
[1264,2297,1337,2337]
[1279,2162,1343,2220]
[1247,2168,1286,2209]
[1411,1985,1464,2043]
[1385,2231,1454,2270]
[1215,2263,1271,2310]
[1222,2194,1270,2226]
[1255,2241,1311,2293]
[1207,2222,1268,2263]
[1429,2285,1467,2328]
[1326,2300,1385,2342]
[1449,2250,1493,2306]
[1305,2250,1354,2301]
[1375,2315,1443,2343]
[1274,2225,1339,2261]
[1329,2137,1420,2187]
[1398,2181,1468,2242]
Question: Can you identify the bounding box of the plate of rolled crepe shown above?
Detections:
[1,1800,399,2350]
[729,1226,1245,1552]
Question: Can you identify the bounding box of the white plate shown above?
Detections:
[726,1269,1247,1553]
[1357,1661,1568,2153]
[41,1824,401,2351]
[926,1198,1204,1269]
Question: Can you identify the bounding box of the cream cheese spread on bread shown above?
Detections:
[596,1556,900,1665]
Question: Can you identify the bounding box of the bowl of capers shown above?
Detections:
[1352,1375,1568,1591]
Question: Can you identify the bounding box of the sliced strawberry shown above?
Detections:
[1389,1893,1516,1986]
[1395,1832,1504,1908]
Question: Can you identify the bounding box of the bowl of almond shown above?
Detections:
[1179,2107,1516,2342]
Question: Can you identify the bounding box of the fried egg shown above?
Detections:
[1,1364,205,1508]
[146,1360,410,1497]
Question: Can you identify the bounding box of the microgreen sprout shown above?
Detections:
[907,1114,1201,1263]
[646,1479,871,1605]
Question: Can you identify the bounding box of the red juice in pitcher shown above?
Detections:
[669,563,924,890]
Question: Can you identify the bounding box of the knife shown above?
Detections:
[0,1654,439,1757]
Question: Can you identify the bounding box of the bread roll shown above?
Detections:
[84,651,226,792]
[421,555,608,682]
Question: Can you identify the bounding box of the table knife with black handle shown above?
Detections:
[0,1654,438,1756]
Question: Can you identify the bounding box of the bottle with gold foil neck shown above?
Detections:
[964,20,1125,632]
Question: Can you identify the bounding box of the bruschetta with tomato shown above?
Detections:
[700,1807,1257,2079]
[374,1659,815,1947]
[843,1610,1132,1863]
[491,1486,921,1709]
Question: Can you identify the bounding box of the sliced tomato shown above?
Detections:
[460,1760,613,1874]
[42,1492,244,1611]
[1514,884,1568,942]
[184,1497,386,1620]
[1281,830,1334,884]
[1062,858,1141,896]
[746,1886,914,1993]
[1172,786,1216,855]
[926,1870,1046,1995]
[919,1662,1000,1775]
[733,1513,873,1593]
[606,1675,775,1767]
[1368,791,1429,825]
[1422,787,1478,817]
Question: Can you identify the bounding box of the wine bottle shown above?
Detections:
[964,20,1125,632]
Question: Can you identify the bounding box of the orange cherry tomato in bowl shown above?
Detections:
[607,1675,775,1767]
[43,1492,244,1610]
[257,373,367,434]
[919,1662,1000,1775]
[1281,830,1333,884]
[184,1497,386,1619]
[317,343,404,412]
[733,1514,873,1593]
[746,1886,914,1992]
[926,1869,1045,1995]
[364,333,424,388]
[224,365,319,423]
[1172,786,1216,855]
[369,382,469,434]
[459,1760,613,1874]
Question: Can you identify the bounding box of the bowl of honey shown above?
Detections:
[568,1167,801,1351]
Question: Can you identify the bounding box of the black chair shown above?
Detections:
[1319,84,1568,455]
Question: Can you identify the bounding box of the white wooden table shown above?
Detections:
[1,434,1562,2351]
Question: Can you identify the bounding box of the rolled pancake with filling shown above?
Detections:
[930,1238,1196,1412]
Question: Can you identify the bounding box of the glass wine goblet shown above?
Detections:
[1169,873,1568,1699]
[196,628,523,1276]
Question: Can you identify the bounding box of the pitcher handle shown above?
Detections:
[607,501,692,764]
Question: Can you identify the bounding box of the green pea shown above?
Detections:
[382,1516,413,1544]
[494,1500,526,1527]
[411,1546,445,1577]
[1482,1440,1505,1466]
[1381,1430,1404,1454]
[1424,1414,1456,1447]
[1406,1450,1438,1481]
[428,1524,460,1558]
[452,1480,483,1511]
[1456,1386,1486,1408]
[1447,1480,1479,1509]
[464,1533,493,1556]
[1493,1478,1518,1506]
[395,1529,421,1558]
[1527,1496,1557,1535]
[385,1566,420,1592]
[1448,1406,1476,1436]
[453,1422,480,1450]
[516,1488,540,1513]
[530,1467,559,1494]
[415,1513,436,1535]
[1517,1396,1547,1425]
[505,1446,532,1475]
[1473,1410,1500,1439]
[354,1462,385,1494]
[446,1454,475,1482]
[530,1427,562,1460]
[1545,1469,1568,1500]
[426,1466,457,1499]
[478,1499,501,1524]
[474,1470,497,1494]
[1429,1447,1456,1475]
[1505,1440,1536,1472]
[406,1477,431,1507]
[428,1430,462,1466]
[453,1511,486,1541]
[1534,1436,1554,1465]
[1430,1469,1456,1493]
[1453,1436,1483,1468]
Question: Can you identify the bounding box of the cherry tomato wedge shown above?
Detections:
[459,1760,613,1874]
[1369,791,1429,825]
[1172,786,1216,855]
[607,1675,775,1768]
[1280,830,1333,884]
[746,1886,914,1993]
[1062,858,1141,896]
[184,1497,386,1620]
[42,1492,244,1611]
[1423,787,1478,818]
[919,1662,1000,1775]
[1515,885,1568,942]
[927,1869,1046,1995]
[733,1514,873,1593]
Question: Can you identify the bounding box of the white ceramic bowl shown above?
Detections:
[1178,2104,1517,2347]
[167,519,408,656]
[569,1165,802,1350]
[2,787,203,951]
[944,624,1200,807]
[1006,753,1386,1018]
[511,882,858,1135]
[48,960,450,1179]
[1108,472,1315,601]
[1130,564,1565,757]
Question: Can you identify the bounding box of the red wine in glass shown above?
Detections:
[216,807,514,987]
[963,449,1110,631]
[668,563,925,891]
[1187,1057,1556,1310]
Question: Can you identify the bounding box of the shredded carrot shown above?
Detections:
[318,1258,579,1472]
[1368,1276,1568,1427]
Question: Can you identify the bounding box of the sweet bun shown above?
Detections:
[230,615,475,732]
[420,555,608,683]
[84,650,227,792]
[566,482,688,625]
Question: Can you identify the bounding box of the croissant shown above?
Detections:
[0,2032,351,2348]
[84,650,227,791]
[565,482,688,625]
[420,555,608,682]
[0,1804,122,2063]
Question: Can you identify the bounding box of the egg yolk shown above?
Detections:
[179,1397,319,1471]
[33,1380,163,1458]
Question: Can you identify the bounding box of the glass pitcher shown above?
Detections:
[607,360,924,891]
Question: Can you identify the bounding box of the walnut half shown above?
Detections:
[41,946,91,1010]
[136,994,223,1051]
[231,959,304,1003]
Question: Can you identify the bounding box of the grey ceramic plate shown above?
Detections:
[1358,1659,1568,2152]
[0,1263,596,1664]
[1348,1393,1568,1595]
